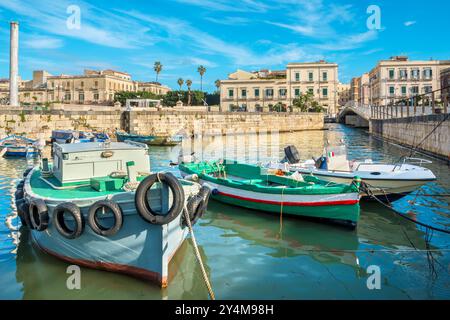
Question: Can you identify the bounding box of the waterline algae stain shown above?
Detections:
[1,124,449,299]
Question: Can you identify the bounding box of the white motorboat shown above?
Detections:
[269,145,437,200]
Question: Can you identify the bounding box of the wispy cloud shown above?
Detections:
[404,21,417,27]
[23,35,64,49]
[171,0,269,13]
[204,16,251,26]
[314,30,378,51]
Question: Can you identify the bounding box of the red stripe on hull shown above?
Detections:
[217,191,359,206]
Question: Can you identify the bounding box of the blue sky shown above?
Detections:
[0,0,449,92]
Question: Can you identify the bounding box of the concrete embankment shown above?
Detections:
[0,106,324,139]
[370,114,450,162]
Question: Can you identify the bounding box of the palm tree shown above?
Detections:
[197,65,206,91]
[186,79,193,106]
[154,61,162,82]
[177,78,184,91]
[214,79,221,92]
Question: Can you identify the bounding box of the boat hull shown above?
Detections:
[23,170,199,287]
[192,177,360,225]
[116,133,156,145]
[3,146,38,158]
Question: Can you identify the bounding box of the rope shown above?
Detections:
[361,182,450,235]
[183,205,215,300]
[278,187,287,239]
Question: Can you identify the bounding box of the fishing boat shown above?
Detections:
[179,159,361,228]
[0,135,40,158]
[51,130,109,144]
[14,141,211,287]
[273,145,437,200]
[116,131,182,146]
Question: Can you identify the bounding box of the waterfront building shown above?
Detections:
[350,73,370,105]
[337,83,351,108]
[367,56,450,106]
[441,68,450,102]
[220,61,339,115]
[0,69,171,105]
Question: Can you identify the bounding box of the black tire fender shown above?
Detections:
[284,145,301,164]
[16,199,31,228]
[23,168,33,178]
[15,189,24,201]
[135,172,185,225]
[53,202,85,239]
[29,198,49,231]
[88,200,123,237]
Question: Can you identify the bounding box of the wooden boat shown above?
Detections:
[0,135,39,158]
[179,160,361,228]
[15,141,210,287]
[274,145,437,200]
[51,130,110,144]
[116,131,182,146]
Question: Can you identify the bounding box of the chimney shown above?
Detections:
[9,21,19,106]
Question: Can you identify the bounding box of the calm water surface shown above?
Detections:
[0,124,449,299]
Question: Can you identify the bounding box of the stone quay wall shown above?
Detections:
[0,106,324,139]
[370,114,450,161]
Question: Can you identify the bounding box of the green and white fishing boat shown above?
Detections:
[179,159,361,228]
[15,141,211,287]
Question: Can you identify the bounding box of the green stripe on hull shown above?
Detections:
[213,194,360,223]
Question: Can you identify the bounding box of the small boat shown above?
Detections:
[0,135,39,158]
[273,145,437,200]
[179,159,361,228]
[116,131,182,146]
[51,130,110,144]
[15,141,210,287]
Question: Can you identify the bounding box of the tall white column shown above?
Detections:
[9,21,19,107]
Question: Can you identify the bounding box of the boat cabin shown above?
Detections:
[51,141,150,186]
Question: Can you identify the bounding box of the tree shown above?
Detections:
[214,79,221,92]
[162,90,205,107]
[292,92,324,113]
[186,79,193,106]
[197,65,206,91]
[114,91,161,106]
[154,61,162,82]
[177,78,184,91]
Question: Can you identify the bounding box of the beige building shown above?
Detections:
[337,83,351,108]
[0,69,171,105]
[220,61,339,115]
[138,82,171,95]
[367,56,450,106]
[350,73,370,105]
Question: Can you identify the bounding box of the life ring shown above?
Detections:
[135,172,185,225]
[88,200,123,237]
[53,202,85,239]
[16,199,31,228]
[29,198,49,231]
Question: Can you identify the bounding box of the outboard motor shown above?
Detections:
[283,145,301,164]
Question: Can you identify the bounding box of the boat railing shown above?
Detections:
[124,140,149,150]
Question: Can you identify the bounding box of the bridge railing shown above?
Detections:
[370,85,449,120]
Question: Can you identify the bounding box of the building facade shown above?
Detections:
[137,82,171,95]
[337,83,351,108]
[350,73,370,105]
[0,69,171,105]
[441,68,450,102]
[367,56,450,106]
[220,61,339,115]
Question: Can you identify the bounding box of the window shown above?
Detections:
[411,86,419,95]
[295,73,300,81]
[279,88,287,97]
[389,86,395,96]
[241,89,247,98]
[307,87,314,94]
[94,93,99,100]
[399,69,407,80]
[388,69,395,80]
[294,88,300,97]
[322,88,328,97]
[266,89,274,97]
[79,92,85,101]
[254,88,260,97]
[423,86,432,94]
[401,86,407,96]
[322,72,328,81]
[228,89,234,98]
[94,81,98,88]
[80,81,84,88]
[64,93,71,101]
[411,69,420,80]
[423,68,432,80]
[308,72,314,82]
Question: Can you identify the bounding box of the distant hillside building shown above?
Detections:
[220,61,340,115]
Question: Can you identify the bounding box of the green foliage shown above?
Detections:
[205,93,220,106]
[19,111,26,122]
[162,90,205,107]
[292,92,325,113]
[154,61,162,82]
[114,91,162,106]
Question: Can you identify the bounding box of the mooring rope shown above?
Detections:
[278,187,286,239]
[361,182,450,235]
[183,205,215,300]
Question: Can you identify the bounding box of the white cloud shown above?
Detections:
[314,31,378,51]
[23,35,63,49]
[171,0,269,13]
[404,21,417,27]
[204,16,251,26]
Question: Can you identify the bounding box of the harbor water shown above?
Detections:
[0,124,449,299]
